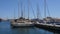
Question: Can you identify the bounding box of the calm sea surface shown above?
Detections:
[0,21,60,34]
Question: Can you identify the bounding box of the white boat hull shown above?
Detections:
[11,22,34,27]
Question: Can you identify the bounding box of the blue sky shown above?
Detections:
[0,0,60,19]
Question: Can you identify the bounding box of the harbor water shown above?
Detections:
[0,21,60,34]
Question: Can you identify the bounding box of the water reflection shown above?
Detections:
[11,27,36,34]
[0,21,60,34]
[36,27,60,34]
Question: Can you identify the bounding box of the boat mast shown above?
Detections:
[37,3,40,19]
[21,1,23,18]
[28,0,29,19]
[23,5,25,18]
[44,0,50,17]
[14,8,15,19]
[18,0,20,18]
[44,0,47,24]
[31,4,36,18]
[46,2,50,17]
[27,0,36,19]
[44,0,46,18]
[37,0,40,19]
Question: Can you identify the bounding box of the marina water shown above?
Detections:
[0,21,60,34]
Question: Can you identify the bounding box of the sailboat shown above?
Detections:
[11,0,34,28]
[35,0,60,31]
